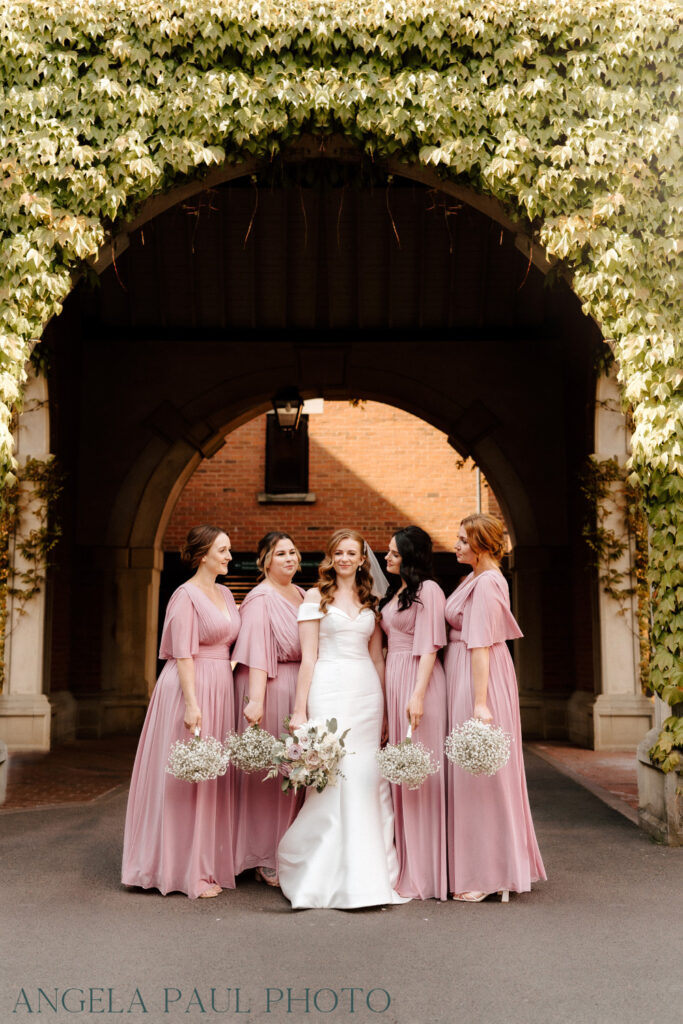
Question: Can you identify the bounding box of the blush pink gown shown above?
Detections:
[232,583,305,875]
[381,579,448,901]
[121,582,239,898]
[444,570,546,895]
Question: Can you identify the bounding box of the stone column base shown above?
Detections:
[568,691,654,750]
[637,727,682,846]
[567,691,595,747]
[76,695,149,738]
[519,693,569,740]
[49,691,78,744]
[0,693,52,751]
[593,693,654,750]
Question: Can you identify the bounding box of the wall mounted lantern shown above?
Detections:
[271,387,304,433]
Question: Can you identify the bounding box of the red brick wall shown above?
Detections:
[164,401,504,553]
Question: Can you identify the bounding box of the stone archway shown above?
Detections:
[2,3,677,772]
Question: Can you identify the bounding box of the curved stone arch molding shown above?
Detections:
[117,372,539,555]
[88,135,555,279]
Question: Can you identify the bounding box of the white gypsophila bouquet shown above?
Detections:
[265,717,350,794]
[224,723,278,773]
[444,718,512,777]
[376,725,440,790]
[166,729,231,783]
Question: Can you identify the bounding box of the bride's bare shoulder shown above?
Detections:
[303,588,322,605]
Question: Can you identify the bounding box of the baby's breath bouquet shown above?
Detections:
[166,729,231,783]
[224,723,278,773]
[445,718,511,777]
[376,725,440,790]
[265,718,350,794]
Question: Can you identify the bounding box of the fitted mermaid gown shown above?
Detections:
[277,603,410,909]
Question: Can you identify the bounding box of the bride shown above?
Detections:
[278,529,410,909]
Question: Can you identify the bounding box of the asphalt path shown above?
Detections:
[1,752,681,1024]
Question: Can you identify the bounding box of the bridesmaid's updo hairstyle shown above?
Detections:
[461,513,506,564]
[256,531,302,581]
[181,525,226,569]
[318,529,378,618]
[379,525,435,612]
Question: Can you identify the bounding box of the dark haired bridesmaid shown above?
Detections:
[380,526,448,901]
[232,533,305,887]
[122,525,240,899]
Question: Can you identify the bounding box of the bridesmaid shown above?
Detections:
[444,512,546,901]
[380,526,448,901]
[122,525,239,899]
[232,532,305,887]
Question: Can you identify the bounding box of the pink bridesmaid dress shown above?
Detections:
[232,583,305,876]
[381,579,448,901]
[444,570,546,895]
[121,582,239,898]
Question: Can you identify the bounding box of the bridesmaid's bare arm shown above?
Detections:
[406,651,437,730]
[244,668,268,725]
[471,647,493,722]
[176,657,202,732]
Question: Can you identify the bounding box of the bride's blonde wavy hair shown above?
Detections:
[318,529,379,618]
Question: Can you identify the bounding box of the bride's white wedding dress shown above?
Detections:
[277,603,410,909]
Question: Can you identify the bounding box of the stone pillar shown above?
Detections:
[508,545,544,737]
[76,545,162,737]
[568,370,653,750]
[0,373,53,750]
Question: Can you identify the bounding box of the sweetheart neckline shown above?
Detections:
[327,605,374,623]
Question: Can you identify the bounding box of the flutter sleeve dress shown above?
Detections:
[443,570,546,895]
[121,582,240,898]
[232,582,305,875]
[380,579,448,900]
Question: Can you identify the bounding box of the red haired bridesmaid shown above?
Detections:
[232,533,305,887]
[444,513,546,902]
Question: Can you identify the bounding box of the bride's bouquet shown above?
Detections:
[166,728,231,782]
[224,723,278,774]
[445,718,511,776]
[265,718,350,794]
[376,725,440,790]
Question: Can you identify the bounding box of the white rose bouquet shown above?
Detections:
[265,718,350,793]
[376,725,440,790]
[166,729,231,783]
[224,723,278,774]
[445,718,512,777]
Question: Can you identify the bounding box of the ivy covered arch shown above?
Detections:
[1,0,682,763]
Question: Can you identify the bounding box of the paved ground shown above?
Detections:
[1,747,681,1024]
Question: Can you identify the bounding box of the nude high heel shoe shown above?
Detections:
[452,890,510,902]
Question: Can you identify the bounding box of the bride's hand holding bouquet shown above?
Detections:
[288,707,308,731]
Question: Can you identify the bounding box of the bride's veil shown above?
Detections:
[364,542,389,599]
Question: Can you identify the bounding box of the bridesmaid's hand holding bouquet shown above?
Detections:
[376,725,440,790]
[445,718,511,777]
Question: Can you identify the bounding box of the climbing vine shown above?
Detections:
[0,0,681,760]
[0,453,63,690]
